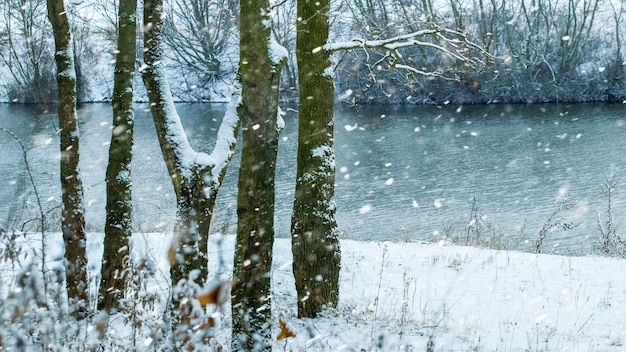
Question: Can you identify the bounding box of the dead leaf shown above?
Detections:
[276,319,296,340]
[197,280,232,308]
[167,235,179,266]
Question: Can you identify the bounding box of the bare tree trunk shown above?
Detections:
[231,0,285,350]
[143,0,240,289]
[46,0,89,319]
[98,0,136,312]
[291,0,340,318]
[142,0,240,346]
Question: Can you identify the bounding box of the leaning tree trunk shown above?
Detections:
[98,0,137,312]
[291,0,341,318]
[46,0,89,320]
[231,0,286,350]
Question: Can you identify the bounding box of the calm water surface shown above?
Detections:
[1,103,624,254]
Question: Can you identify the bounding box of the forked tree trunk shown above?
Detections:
[291,0,341,318]
[98,0,137,312]
[46,0,90,319]
[143,0,239,288]
[142,0,241,345]
[231,1,286,350]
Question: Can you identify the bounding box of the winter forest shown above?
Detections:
[2,0,626,104]
[2,0,626,351]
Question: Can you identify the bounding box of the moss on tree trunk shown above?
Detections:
[231,0,285,350]
[142,1,241,345]
[99,0,137,312]
[46,0,90,319]
[291,0,341,318]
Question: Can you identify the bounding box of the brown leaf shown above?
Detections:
[167,235,179,266]
[197,280,232,308]
[198,317,216,330]
[276,319,296,341]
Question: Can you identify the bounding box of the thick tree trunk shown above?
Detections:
[231,0,285,350]
[291,0,341,318]
[98,0,137,312]
[142,0,241,346]
[46,0,90,319]
[142,0,209,286]
[143,0,238,288]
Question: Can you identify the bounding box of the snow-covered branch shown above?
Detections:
[324,28,441,52]
[394,64,445,78]
[195,81,241,179]
[324,24,489,77]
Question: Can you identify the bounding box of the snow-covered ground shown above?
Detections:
[42,232,624,351]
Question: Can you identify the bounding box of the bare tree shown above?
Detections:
[46,0,89,319]
[231,0,286,349]
[270,0,298,94]
[1,0,55,103]
[64,1,101,102]
[98,0,137,312]
[142,0,240,346]
[608,0,625,101]
[291,0,340,319]
[87,0,119,47]
[557,0,600,74]
[162,0,238,100]
[346,0,391,39]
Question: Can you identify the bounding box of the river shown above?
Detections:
[1,103,625,255]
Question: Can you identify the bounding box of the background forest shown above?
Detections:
[1,0,625,105]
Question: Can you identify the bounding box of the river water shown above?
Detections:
[1,103,624,254]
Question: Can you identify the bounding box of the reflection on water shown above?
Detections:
[0,103,624,254]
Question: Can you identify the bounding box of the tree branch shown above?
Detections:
[324,23,491,79]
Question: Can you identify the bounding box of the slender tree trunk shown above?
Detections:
[46,0,89,320]
[290,0,341,318]
[98,0,137,312]
[231,0,285,350]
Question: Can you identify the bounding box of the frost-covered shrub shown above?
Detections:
[0,264,82,351]
[596,171,626,257]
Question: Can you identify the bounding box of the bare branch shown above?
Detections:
[324,28,441,52]
[394,64,447,78]
[324,23,490,79]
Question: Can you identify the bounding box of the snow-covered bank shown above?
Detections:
[120,234,626,350]
[3,231,626,350]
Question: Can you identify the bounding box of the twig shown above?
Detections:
[0,126,48,297]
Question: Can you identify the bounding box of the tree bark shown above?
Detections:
[231,0,285,350]
[98,0,137,312]
[143,0,240,287]
[142,0,241,345]
[46,0,90,320]
[290,0,341,318]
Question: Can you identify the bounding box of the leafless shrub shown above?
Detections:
[534,200,577,254]
[596,171,625,257]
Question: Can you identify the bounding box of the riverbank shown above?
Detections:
[1,231,625,350]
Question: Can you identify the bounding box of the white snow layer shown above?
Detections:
[8,231,623,351]
[268,35,288,68]
[158,236,626,350]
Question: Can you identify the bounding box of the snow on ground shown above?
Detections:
[98,232,626,351]
[4,231,626,351]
